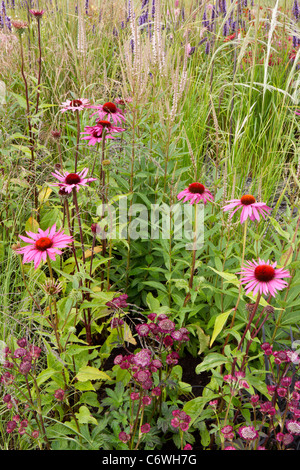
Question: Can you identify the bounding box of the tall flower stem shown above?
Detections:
[64,198,80,272]
[74,110,80,173]
[222,219,248,354]
[72,189,86,264]
[183,203,198,307]
[231,292,262,375]
[35,16,42,114]
[19,33,38,218]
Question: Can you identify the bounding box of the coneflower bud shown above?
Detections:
[51,129,61,140]
[58,188,72,199]
[11,19,28,33]
[11,242,21,251]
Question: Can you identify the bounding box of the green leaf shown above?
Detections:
[146,292,160,311]
[11,92,27,109]
[75,406,98,425]
[269,217,290,241]
[195,353,229,374]
[36,368,57,386]
[75,366,111,383]
[207,266,240,286]
[210,309,233,347]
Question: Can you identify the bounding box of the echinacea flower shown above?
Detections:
[238,258,290,297]
[16,224,73,269]
[60,98,91,113]
[177,182,214,205]
[90,101,126,125]
[222,194,271,224]
[81,120,125,146]
[29,10,45,18]
[51,168,96,193]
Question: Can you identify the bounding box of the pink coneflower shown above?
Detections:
[51,168,96,193]
[29,10,45,18]
[222,194,271,224]
[60,98,91,113]
[238,258,290,297]
[16,224,73,269]
[115,97,133,106]
[90,102,126,125]
[81,120,125,146]
[177,182,214,205]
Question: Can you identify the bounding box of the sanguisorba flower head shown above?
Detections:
[16,224,73,269]
[60,98,91,113]
[238,258,290,297]
[81,120,125,146]
[177,182,214,205]
[222,194,271,224]
[89,101,126,125]
[51,168,96,193]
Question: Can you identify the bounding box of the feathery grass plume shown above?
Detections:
[120,2,151,103]
[152,0,165,76]
[169,42,188,122]
[263,0,279,104]
[77,0,87,55]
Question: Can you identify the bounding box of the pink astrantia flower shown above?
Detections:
[90,101,126,125]
[238,258,290,297]
[16,224,73,269]
[60,98,91,113]
[222,194,271,224]
[238,425,259,441]
[81,120,125,146]
[177,182,214,205]
[141,423,151,434]
[51,168,96,193]
[286,420,300,435]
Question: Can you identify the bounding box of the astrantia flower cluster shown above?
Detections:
[170,409,191,431]
[1,337,41,381]
[223,371,250,393]
[135,313,190,352]
[106,293,128,309]
[1,338,42,438]
[114,348,161,390]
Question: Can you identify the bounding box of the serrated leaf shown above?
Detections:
[75,406,98,425]
[75,366,111,382]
